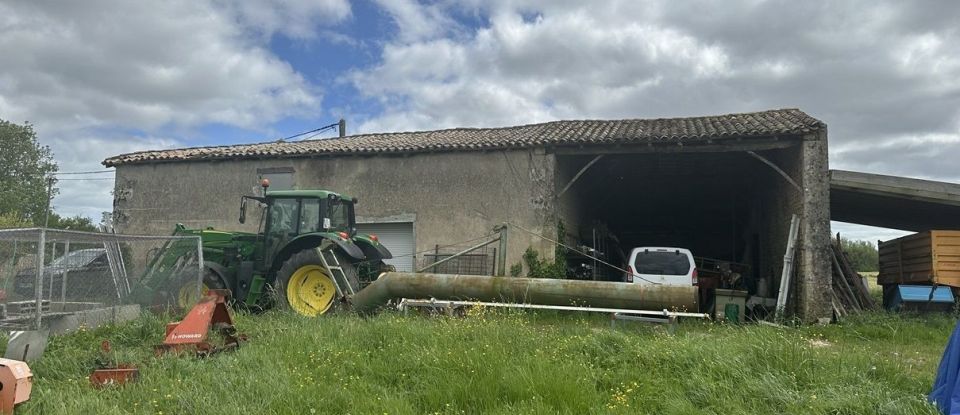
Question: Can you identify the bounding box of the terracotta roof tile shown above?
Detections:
[103,108,823,166]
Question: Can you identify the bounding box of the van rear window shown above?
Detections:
[633,251,691,276]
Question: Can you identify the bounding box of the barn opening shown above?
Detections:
[555,142,805,303]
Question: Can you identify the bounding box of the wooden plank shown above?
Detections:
[881,257,933,267]
[895,263,937,273]
[833,243,875,309]
[936,275,960,286]
[831,293,847,320]
[832,253,861,311]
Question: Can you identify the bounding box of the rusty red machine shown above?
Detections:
[154,290,246,356]
[0,359,32,414]
[89,341,139,388]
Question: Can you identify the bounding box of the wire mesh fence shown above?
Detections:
[419,243,498,276]
[0,228,203,331]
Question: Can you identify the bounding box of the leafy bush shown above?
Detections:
[841,238,879,272]
[522,247,566,279]
[509,262,523,277]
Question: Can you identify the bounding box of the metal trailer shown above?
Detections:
[879,230,960,309]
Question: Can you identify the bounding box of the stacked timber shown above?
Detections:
[830,237,875,318]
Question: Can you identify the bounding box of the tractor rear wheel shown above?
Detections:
[274,249,360,317]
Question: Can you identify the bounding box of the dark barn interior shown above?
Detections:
[556,144,805,297]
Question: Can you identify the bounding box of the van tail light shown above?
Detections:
[626,265,634,283]
[692,268,699,286]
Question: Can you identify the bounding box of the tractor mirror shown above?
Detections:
[239,198,247,224]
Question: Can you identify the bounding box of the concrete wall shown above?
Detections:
[750,134,832,321]
[113,149,557,272]
[754,146,803,308]
[798,130,832,321]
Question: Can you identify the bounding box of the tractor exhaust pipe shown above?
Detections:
[351,272,698,315]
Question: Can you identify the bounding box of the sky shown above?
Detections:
[1,0,959,242]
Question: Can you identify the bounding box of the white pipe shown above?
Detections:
[398,298,710,319]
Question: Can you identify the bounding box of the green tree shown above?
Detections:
[840,238,879,272]
[0,119,58,224]
[0,211,29,229]
[46,213,98,232]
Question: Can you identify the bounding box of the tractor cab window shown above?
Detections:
[325,199,352,232]
[269,198,299,236]
[300,199,321,233]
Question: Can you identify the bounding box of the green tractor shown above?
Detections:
[140,184,393,317]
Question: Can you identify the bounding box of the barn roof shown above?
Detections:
[103,108,824,166]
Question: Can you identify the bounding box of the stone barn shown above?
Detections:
[104,108,834,320]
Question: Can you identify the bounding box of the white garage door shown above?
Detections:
[356,222,415,272]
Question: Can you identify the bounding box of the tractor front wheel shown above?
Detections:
[175,268,226,309]
[274,249,360,317]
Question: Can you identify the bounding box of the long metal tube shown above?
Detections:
[351,272,698,315]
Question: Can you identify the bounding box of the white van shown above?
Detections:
[627,247,698,287]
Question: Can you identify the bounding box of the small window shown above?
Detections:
[257,167,294,190]
[634,251,691,276]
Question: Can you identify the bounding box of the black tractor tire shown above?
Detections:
[173,267,227,309]
[272,249,360,316]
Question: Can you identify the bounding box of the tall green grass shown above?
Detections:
[15,309,954,414]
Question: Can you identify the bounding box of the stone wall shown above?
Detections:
[113,149,557,271]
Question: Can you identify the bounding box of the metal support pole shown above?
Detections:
[775,214,801,320]
[496,224,508,276]
[60,241,70,304]
[196,236,205,304]
[34,229,46,331]
[746,151,802,193]
[47,242,57,301]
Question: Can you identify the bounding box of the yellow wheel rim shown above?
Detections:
[286,265,336,317]
[177,282,210,308]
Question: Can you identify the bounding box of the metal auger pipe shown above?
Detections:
[350,272,698,315]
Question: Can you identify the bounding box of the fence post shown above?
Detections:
[34,228,46,331]
[497,224,508,277]
[196,236,205,304]
[60,241,70,304]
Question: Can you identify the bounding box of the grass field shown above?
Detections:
[12,308,955,414]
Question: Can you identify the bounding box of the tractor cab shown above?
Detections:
[262,190,356,237]
[259,190,356,264]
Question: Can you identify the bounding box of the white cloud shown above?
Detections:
[0,0,351,220]
[0,0,332,132]
[374,0,459,43]
[216,0,351,40]
[352,1,736,132]
[348,0,960,242]
[49,135,183,220]
[832,222,910,243]
[351,0,960,142]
